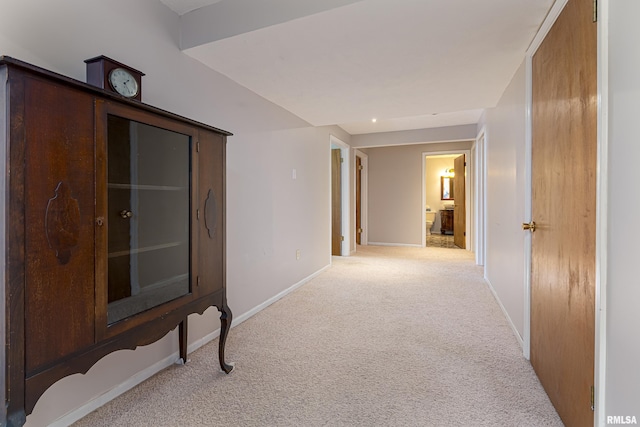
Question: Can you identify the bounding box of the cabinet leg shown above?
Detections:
[218,306,234,373]
[179,318,188,364]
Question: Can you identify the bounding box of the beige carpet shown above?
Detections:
[73,245,563,427]
[425,233,456,248]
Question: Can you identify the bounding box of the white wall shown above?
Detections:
[605,0,640,418]
[0,1,348,425]
[366,141,472,246]
[479,60,527,341]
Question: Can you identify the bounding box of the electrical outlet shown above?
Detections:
[296,249,301,260]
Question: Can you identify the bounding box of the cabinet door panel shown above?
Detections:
[24,77,96,373]
[197,130,225,297]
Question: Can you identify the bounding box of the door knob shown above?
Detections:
[119,210,133,219]
[522,221,536,232]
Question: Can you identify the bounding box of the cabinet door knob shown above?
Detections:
[522,221,536,232]
[119,210,133,219]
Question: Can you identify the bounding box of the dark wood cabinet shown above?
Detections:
[440,209,454,235]
[1,57,233,427]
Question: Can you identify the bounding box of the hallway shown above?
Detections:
[72,246,561,426]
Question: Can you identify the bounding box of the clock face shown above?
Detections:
[108,68,139,98]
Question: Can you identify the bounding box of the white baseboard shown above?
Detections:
[230,264,331,328]
[367,242,423,248]
[483,277,525,350]
[50,264,331,427]
[50,351,181,427]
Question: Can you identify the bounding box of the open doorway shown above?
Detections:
[330,135,351,257]
[423,151,471,249]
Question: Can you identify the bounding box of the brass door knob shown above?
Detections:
[119,210,133,219]
[522,221,536,232]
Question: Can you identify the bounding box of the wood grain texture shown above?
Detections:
[6,65,28,427]
[23,76,96,374]
[530,0,597,425]
[197,129,225,298]
[331,149,342,255]
[453,154,466,249]
[356,156,362,245]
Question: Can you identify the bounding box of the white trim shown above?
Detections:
[49,263,332,427]
[485,277,524,349]
[595,0,609,423]
[330,135,351,257]
[526,0,570,56]
[230,264,332,328]
[523,52,533,360]
[473,128,486,266]
[49,350,181,427]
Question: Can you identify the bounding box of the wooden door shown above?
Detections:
[530,0,597,425]
[356,156,362,245]
[331,149,342,255]
[453,154,466,249]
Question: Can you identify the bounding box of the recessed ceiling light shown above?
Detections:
[371,118,377,123]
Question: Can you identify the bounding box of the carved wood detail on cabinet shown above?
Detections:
[1,56,234,427]
[204,189,218,239]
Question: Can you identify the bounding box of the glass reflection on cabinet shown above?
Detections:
[107,115,191,324]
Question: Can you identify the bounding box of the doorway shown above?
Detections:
[330,135,351,257]
[423,151,470,249]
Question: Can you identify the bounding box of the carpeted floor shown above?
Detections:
[72,245,562,427]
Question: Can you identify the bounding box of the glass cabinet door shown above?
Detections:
[106,115,191,324]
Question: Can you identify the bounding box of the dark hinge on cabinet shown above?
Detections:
[197,209,200,220]
[197,276,200,287]
[591,385,595,411]
[593,0,597,22]
[196,141,200,152]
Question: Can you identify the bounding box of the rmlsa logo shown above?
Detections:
[608,415,638,425]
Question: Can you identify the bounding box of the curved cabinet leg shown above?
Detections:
[218,306,234,373]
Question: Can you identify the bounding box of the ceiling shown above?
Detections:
[160,0,554,135]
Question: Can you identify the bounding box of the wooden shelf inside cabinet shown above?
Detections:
[1,55,234,427]
[107,183,187,191]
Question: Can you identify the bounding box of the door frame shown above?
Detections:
[422,149,472,249]
[330,135,351,257]
[523,0,608,422]
[473,129,486,266]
